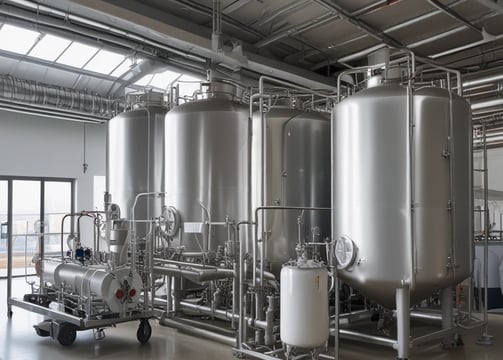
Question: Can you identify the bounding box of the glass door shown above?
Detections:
[11,180,41,277]
[0,180,7,277]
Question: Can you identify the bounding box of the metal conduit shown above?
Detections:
[0,74,122,119]
[160,317,236,346]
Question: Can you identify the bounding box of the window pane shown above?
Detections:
[0,24,40,54]
[56,42,99,68]
[44,181,72,255]
[28,34,71,62]
[12,180,40,274]
[178,75,202,99]
[110,58,142,78]
[134,74,154,87]
[149,70,181,90]
[84,49,125,75]
[0,181,7,276]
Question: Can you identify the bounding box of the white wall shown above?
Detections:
[0,110,106,246]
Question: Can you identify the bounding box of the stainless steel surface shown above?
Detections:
[107,105,166,238]
[396,286,410,359]
[252,105,331,274]
[333,84,472,308]
[4,278,503,360]
[164,88,249,252]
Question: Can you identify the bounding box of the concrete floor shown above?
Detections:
[1,278,502,360]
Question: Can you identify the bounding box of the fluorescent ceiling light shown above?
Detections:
[28,34,71,61]
[84,49,125,75]
[0,24,40,54]
[56,42,99,68]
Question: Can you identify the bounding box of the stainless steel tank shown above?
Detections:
[164,81,249,252]
[107,96,166,238]
[333,84,471,308]
[253,103,331,274]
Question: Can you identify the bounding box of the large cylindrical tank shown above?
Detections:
[280,260,329,348]
[333,85,472,308]
[164,81,249,252]
[252,104,331,275]
[107,96,166,238]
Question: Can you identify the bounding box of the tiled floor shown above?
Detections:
[1,278,502,359]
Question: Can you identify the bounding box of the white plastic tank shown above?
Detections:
[280,260,329,348]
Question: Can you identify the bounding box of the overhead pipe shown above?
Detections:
[0,74,121,119]
[471,98,503,110]
[464,73,503,88]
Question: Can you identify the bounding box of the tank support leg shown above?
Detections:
[441,286,454,347]
[396,286,410,360]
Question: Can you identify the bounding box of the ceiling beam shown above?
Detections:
[25,0,337,89]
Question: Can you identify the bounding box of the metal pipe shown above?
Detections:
[236,220,251,349]
[464,73,503,88]
[0,74,120,118]
[441,287,453,344]
[253,205,330,285]
[153,266,235,282]
[472,98,503,110]
[161,317,236,346]
[154,258,218,268]
[179,300,268,330]
[335,329,396,348]
[396,286,410,359]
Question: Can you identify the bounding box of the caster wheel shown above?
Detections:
[57,323,77,346]
[137,319,152,344]
[35,327,50,337]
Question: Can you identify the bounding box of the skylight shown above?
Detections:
[149,70,182,90]
[110,57,140,78]
[0,24,40,54]
[135,74,154,87]
[56,42,99,68]
[84,49,125,75]
[178,75,202,97]
[28,34,71,62]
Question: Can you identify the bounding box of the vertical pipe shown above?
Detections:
[232,261,238,329]
[331,100,339,360]
[7,179,13,317]
[166,276,172,313]
[483,123,489,325]
[396,286,410,360]
[441,287,453,345]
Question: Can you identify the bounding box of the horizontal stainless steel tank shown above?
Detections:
[164,81,249,252]
[42,260,142,313]
[107,92,166,238]
[253,103,331,275]
[333,84,471,308]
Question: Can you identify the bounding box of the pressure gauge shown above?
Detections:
[161,206,181,237]
[335,235,356,270]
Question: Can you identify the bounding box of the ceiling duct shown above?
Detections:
[0,74,123,121]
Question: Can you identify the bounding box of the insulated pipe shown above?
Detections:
[0,74,120,117]
[161,317,236,346]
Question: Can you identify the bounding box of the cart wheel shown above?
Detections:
[35,327,50,337]
[57,323,77,346]
[137,319,152,344]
